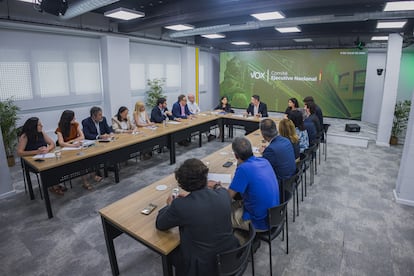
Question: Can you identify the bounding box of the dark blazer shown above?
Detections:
[156,187,238,276]
[214,103,234,113]
[172,101,192,119]
[81,117,113,140]
[150,106,174,123]
[246,102,268,117]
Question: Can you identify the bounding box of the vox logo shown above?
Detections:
[250,71,266,79]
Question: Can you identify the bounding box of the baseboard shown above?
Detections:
[393,189,414,207]
[0,190,16,200]
[376,141,390,147]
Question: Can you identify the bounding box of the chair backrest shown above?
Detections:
[323,123,331,134]
[268,191,291,229]
[282,171,299,196]
[216,224,256,276]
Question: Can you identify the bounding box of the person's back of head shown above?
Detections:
[175,158,208,192]
[288,110,305,131]
[260,118,278,140]
[306,102,316,115]
[278,118,299,144]
[232,137,253,161]
[303,96,314,104]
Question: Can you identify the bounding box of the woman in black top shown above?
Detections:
[284,97,299,117]
[214,96,234,113]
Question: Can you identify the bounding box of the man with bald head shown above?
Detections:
[187,93,200,114]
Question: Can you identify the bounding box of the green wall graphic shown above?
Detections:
[220,49,368,119]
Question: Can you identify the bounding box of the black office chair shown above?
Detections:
[299,152,311,199]
[20,157,43,200]
[305,143,318,185]
[321,123,331,161]
[282,170,301,222]
[256,191,292,276]
[216,223,256,276]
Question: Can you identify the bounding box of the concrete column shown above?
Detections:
[376,33,403,146]
[100,36,132,118]
[394,90,414,206]
[0,126,15,199]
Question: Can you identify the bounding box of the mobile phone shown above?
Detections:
[223,161,233,167]
[141,203,157,215]
[34,159,45,162]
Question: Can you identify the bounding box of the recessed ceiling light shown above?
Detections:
[164,24,194,31]
[275,26,301,33]
[231,41,250,45]
[371,36,389,41]
[294,38,313,42]
[17,0,34,3]
[376,21,407,28]
[251,11,285,21]
[201,34,226,39]
[384,1,414,11]
[104,7,145,20]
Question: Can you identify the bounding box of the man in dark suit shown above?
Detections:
[150,97,175,123]
[172,94,193,119]
[260,119,296,182]
[156,158,238,276]
[82,106,113,140]
[245,94,268,117]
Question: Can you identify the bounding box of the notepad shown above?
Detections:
[208,173,232,184]
[33,153,55,159]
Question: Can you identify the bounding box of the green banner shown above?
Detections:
[220,49,368,119]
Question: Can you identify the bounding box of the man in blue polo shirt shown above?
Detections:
[260,118,296,181]
[228,137,279,231]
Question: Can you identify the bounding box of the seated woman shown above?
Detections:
[56,110,100,192]
[288,110,309,153]
[278,118,300,159]
[17,117,60,194]
[133,101,154,128]
[112,106,136,133]
[284,97,299,118]
[214,96,234,113]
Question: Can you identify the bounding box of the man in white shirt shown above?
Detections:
[187,93,201,114]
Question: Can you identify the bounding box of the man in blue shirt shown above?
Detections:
[228,137,279,231]
[260,119,296,181]
[172,94,193,119]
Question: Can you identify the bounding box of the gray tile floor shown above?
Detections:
[1,129,414,276]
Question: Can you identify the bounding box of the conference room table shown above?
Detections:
[21,113,264,219]
[98,128,271,276]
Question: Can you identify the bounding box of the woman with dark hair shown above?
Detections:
[284,97,299,117]
[112,106,136,133]
[17,117,60,194]
[288,110,309,153]
[278,118,300,159]
[56,110,95,191]
[156,158,238,275]
[214,96,234,113]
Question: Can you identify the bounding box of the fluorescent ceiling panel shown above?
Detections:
[104,7,144,20]
[17,0,35,3]
[371,36,389,41]
[275,26,301,33]
[164,24,194,31]
[384,1,414,11]
[251,11,285,21]
[376,21,407,28]
[231,41,250,45]
[294,38,313,42]
[201,34,226,39]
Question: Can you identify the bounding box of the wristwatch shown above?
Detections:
[213,182,221,190]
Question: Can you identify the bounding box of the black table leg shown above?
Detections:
[161,255,173,276]
[24,163,35,200]
[101,216,123,276]
[169,136,175,164]
[41,175,53,219]
[198,132,202,147]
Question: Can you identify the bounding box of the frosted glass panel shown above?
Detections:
[38,62,69,97]
[0,62,32,101]
[73,62,101,94]
[166,64,180,87]
[130,63,145,90]
[148,64,163,80]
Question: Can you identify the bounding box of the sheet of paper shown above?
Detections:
[32,153,55,159]
[232,114,244,118]
[62,147,81,151]
[208,173,232,184]
[167,121,181,125]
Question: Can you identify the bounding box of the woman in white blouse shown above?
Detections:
[112,106,136,133]
[133,101,154,128]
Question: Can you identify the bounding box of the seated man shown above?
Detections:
[156,158,238,276]
[246,94,268,118]
[260,119,296,182]
[150,97,175,123]
[187,93,200,114]
[227,137,280,231]
[82,106,113,140]
[172,94,192,119]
